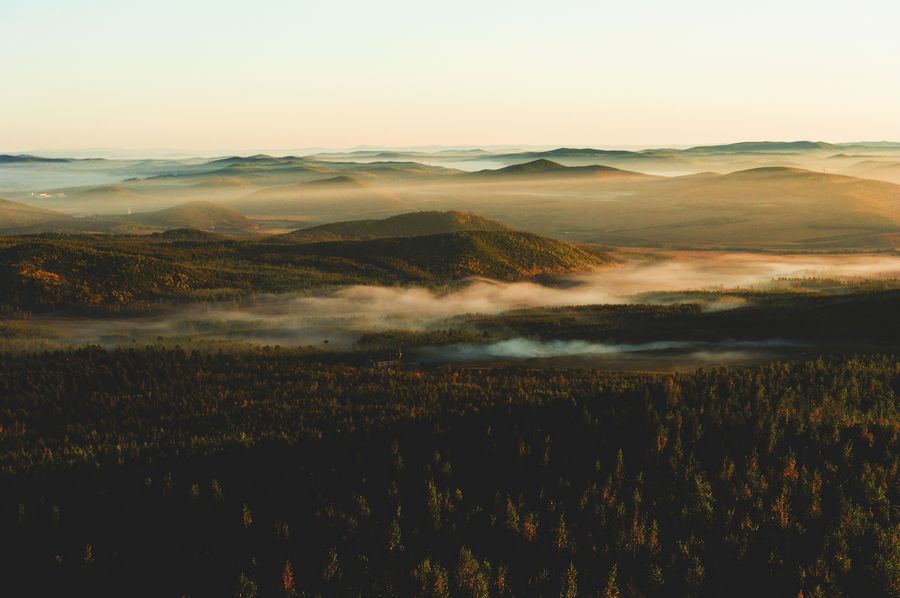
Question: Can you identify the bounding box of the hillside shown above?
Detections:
[462,141,885,173]
[685,141,837,153]
[0,229,608,309]
[481,158,568,175]
[303,175,362,188]
[276,210,509,242]
[596,167,900,247]
[471,159,650,179]
[232,164,900,249]
[430,166,900,249]
[296,230,607,281]
[709,167,900,222]
[0,154,68,163]
[130,201,259,234]
[201,156,457,181]
[7,147,900,249]
[0,199,71,231]
[0,201,260,236]
[539,148,644,159]
[841,160,900,184]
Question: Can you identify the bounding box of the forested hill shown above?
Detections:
[276,210,509,243]
[0,229,608,310]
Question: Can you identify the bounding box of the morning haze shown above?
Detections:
[1,2,898,597]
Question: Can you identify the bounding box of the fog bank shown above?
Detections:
[22,251,900,356]
[413,338,804,363]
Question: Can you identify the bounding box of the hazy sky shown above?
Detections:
[2,0,898,152]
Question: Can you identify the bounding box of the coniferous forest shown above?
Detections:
[1,348,896,597]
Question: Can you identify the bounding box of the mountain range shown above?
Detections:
[2,142,899,249]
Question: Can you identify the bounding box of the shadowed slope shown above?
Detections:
[0,228,609,309]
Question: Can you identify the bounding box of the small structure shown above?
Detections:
[369,348,404,369]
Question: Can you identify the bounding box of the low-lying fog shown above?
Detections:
[16,251,899,368]
[413,338,805,362]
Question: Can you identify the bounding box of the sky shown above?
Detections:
[1,0,899,153]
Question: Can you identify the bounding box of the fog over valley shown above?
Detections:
[6,249,897,369]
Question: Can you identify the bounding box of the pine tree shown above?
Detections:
[603,564,621,598]
[282,560,295,596]
[412,558,450,598]
[560,562,578,598]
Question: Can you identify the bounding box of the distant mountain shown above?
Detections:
[538,148,646,159]
[0,154,69,163]
[1,201,259,236]
[309,148,491,161]
[207,154,305,167]
[471,159,650,179]
[302,175,365,188]
[486,159,569,175]
[577,166,900,248]
[835,141,900,150]
[6,147,899,251]
[457,148,698,171]
[0,199,70,230]
[684,141,837,153]
[197,156,458,182]
[277,210,509,243]
[131,201,258,234]
[722,167,900,219]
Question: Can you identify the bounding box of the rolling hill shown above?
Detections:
[276,210,509,243]
[684,141,838,153]
[0,199,71,230]
[198,156,458,182]
[0,226,608,309]
[0,154,68,163]
[456,141,887,173]
[840,160,900,184]
[402,166,900,249]
[6,146,900,249]
[468,159,653,180]
[554,167,900,248]
[129,201,258,234]
[0,201,260,236]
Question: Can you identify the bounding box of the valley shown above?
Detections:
[1,143,897,598]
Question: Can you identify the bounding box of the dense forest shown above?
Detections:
[1,348,896,596]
